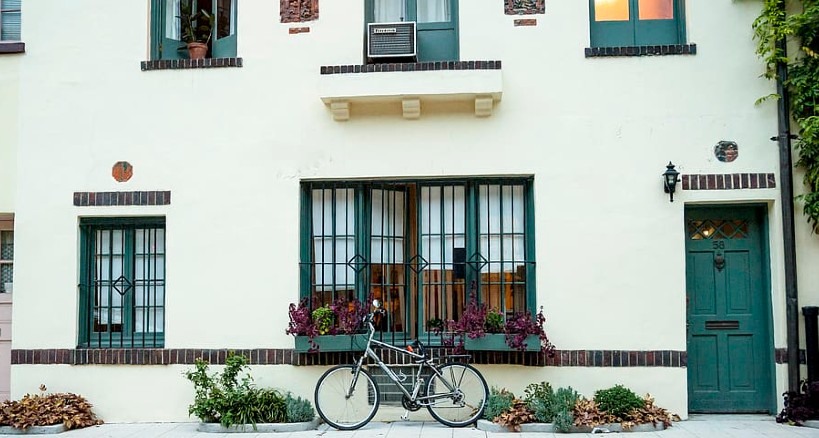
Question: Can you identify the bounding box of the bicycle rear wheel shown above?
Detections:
[426,362,488,427]
[314,364,380,430]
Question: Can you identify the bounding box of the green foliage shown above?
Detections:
[484,310,504,334]
[184,353,291,428]
[593,385,644,420]
[551,387,580,432]
[285,393,315,423]
[484,387,515,420]
[523,381,554,423]
[755,0,819,231]
[179,0,214,44]
[312,306,334,335]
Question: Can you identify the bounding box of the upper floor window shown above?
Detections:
[365,0,458,62]
[589,0,685,47]
[78,217,166,348]
[150,0,237,60]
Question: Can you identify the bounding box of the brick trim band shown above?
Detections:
[73,191,171,207]
[320,60,501,75]
[140,57,243,71]
[585,44,696,58]
[682,173,776,191]
[12,348,687,368]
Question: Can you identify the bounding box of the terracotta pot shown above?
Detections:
[187,42,208,60]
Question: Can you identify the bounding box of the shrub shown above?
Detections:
[494,398,535,432]
[551,386,580,432]
[484,387,515,421]
[484,310,504,334]
[523,381,554,423]
[285,393,315,423]
[184,353,291,428]
[0,385,102,430]
[312,305,334,335]
[593,385,645,420]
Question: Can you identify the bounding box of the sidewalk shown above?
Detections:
[7,415,819,438]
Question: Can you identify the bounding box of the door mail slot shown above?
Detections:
[705,320,740,330]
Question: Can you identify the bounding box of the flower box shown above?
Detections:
[294,334,369,353]
[463,333,541,352]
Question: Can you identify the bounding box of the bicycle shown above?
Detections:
[313,301,489,430]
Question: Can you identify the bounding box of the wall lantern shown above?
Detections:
[663,161,680,202]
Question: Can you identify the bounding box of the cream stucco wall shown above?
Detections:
[6,0,801,421]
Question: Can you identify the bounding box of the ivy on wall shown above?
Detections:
[754,0,819,230]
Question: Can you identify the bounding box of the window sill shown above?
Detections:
[140,57,243,71]
[319,60,503,120]
[585,43,696,58]
[0,42,25,54]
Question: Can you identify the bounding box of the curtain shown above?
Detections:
[165,0,181,39]
[374,0,407,22]
[417,0,450,23]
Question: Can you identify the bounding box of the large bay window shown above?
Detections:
[299,177,535,341]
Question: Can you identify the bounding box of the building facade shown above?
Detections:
[1,0,811,422]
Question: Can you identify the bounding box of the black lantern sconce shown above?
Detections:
[663,161,680,202]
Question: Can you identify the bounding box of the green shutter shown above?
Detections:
[152,0,186,60]
[0,0,21,41]
[212,0,237,58]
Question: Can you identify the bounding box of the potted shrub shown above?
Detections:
[453,287,553,353]
[179,2,213,60]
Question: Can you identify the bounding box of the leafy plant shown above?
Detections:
[503,307,555,354]
[777,380,819,424]
[484,310,504,334]
[285,393,315,423]
[551,386,580,432]
[624,394,680,430]
[483,387,515,421]
[426,317,445,333]
[329,297,367,335]
[184,353,290,428]
[523,381,553,423]
[0,385,102,430]
[312,305,334,335]
[593,384,644,420]
[494,398,535,432]
[573,397,614,429]
[452,289,488,340]
[754,0,819,231]
[179,0,214,44]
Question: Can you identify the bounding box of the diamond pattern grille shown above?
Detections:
[688,220,749,240]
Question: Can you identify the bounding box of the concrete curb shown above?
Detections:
[196,418,319,433]
[0,424,68,434]
[804,420,819,429]
[476,419,666,433]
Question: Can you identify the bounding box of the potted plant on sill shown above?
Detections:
[286,297,369,353]
[179,2,213,60]
[453,282,554,353]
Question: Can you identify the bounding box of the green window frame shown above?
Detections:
[589,0,685,48]
[299,177,536,342]
[150,0,237,61]
[78,217,166,348]
[364,0,459,62]
[0,0,21,42]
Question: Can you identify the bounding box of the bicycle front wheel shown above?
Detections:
[426,362,488,427]
[314,364,380,430]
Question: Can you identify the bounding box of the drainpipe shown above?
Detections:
[774,0,800,393]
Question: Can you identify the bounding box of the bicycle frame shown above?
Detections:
[346,315,460,407]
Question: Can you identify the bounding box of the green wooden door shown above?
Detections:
[685,206,773,413]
